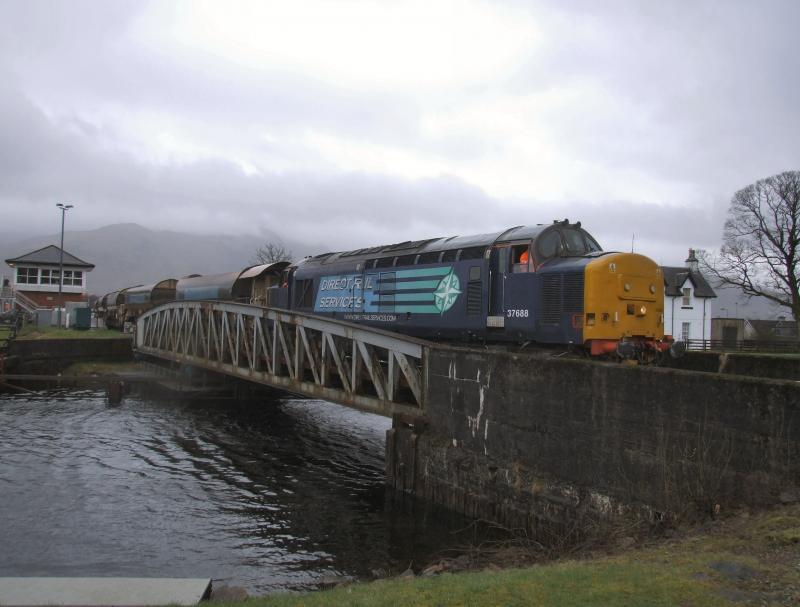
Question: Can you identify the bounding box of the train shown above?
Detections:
[95,263,287,329]
[96,221,674,361]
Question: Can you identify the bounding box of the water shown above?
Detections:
[0,389,469,593]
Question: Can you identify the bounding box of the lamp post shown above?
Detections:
[56,203,73,328]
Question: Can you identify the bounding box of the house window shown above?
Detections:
[681,322,691,342]
[16,267,38,284]
[40,269,61,285]
[63,270,83,286]
[682,287,692,306]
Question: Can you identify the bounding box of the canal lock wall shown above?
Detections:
[386,347,800,531]
[5,337,133,374]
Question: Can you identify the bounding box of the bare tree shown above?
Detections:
[701,170,800,337]
[252,241,292,265]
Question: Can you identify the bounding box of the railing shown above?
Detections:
[7,289,43,314]
[686,339,800,353]
[136,301,429,417]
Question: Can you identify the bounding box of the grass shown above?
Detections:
[15,326,128,340]
[218,504,800,607]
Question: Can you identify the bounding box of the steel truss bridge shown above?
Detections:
[135,301,430,417]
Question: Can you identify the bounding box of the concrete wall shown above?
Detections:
[388,347,800,530]
[7,337,133,373]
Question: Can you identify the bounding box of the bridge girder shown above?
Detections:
[136,301,428,417]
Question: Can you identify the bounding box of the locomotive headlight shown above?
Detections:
[650,284,656,294]
[624,282,631,291]
[637,305,647,317]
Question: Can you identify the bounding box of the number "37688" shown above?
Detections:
[506,309,529,318]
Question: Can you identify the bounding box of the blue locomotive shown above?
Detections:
[273,221,671,357]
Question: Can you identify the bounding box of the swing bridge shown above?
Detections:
[135,300,431,417]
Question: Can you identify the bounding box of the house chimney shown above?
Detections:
[685,248,699,272]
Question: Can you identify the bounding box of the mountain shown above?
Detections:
[1,223,321,295]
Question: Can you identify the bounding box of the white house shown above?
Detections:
[4,245,95,309]
[662,249,717,343]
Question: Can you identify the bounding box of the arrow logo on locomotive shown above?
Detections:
[433,270,462,313]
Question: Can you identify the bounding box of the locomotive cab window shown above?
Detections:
[536,230,562,262]
[510,243,531,273]
[562,228,601,255]
[562,230,586,254]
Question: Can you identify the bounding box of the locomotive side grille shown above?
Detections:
[541,272,584,325]
[562,273,584,314]
[467,281,482,315]
[541,275,562,325]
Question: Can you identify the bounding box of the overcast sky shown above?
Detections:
[1,0,798,263]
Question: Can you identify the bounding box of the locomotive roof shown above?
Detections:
[176,263,288,298]
[176,270,242,293]
[101,285,141,306]
[125,278,177,296]
[301,223,577,267]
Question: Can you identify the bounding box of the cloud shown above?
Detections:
[0,0,797,268]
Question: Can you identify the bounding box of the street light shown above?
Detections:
[56,203,73,328]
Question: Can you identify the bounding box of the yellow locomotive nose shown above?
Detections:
[583,252,665,345]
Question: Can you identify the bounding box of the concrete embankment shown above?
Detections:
[388,347,800,531]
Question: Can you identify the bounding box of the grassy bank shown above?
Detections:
[16,326,127,340]
[236,504,800,607]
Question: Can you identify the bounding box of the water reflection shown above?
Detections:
[0,389,467,593]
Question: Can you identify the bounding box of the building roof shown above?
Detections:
[746,319,799,341]
[661,266,716,298]
[5,245,95,269]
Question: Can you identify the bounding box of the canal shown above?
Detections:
[0,388,471,594]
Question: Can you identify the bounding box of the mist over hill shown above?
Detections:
[1,223,321,295]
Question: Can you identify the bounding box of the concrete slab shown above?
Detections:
[0,577,212,606]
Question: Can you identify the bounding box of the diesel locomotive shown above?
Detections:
[272,220,673,360]
[98,220,673,360]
